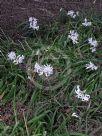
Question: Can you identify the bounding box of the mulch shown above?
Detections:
[0,0,102,38]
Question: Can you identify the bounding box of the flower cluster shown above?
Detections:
[68,30,79,44]
[8,51,25,65]
[68,30,98,54]
[29,17,39,30]
[34,63,53,77]
[82,18,92,27]
[75,85,90,102]
[67,10,79,18]
[85,62,98,71]
[88,37,98,52]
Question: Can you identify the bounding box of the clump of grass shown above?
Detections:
[0,9,102,136]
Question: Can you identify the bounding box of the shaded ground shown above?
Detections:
[0,102,28,125]
[0,0,102,38]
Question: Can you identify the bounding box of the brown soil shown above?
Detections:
[0,0,102,38]
[0,102,31,125]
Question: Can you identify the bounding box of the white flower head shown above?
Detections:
[88,37,98,47]
[75,85,81,95]
[82,18,92,26]
[68,30,79,44]
[75,85,90,102]
[34,63,43,76]
[88,37,98,52]
[85,62,98,71]
[13,55,25,65]
[28,76,32,80]
[29,17,39,30]
[8,52,25,65]
[34,63,53,77]
[67,10,79,18]
[72,112,79,118]
[43,64,53,77]
[67,10,74,17]
[81,94,90,102]
[90,47,97,52]
[8,51,16,61]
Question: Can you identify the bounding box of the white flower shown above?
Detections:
[81,94,90,102]
[67,10,74,16]
[90,47,96,52]
[67,10,79,18]
[85,62,98,71]
[8,51,16,61]
[75,85,90,102]
[82,18,92,26]
[34,63,53,77]
[28,76,32,80]
[13,55,25,65]
[75,85,81,95]
[43,64,53,77]
[29,17,39,30]
[88,37,98,52]
[72,112,79,118]
[8,51,25,65]
[34,63,43,76]
[88,37,98,47]
[68,30,79,44]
